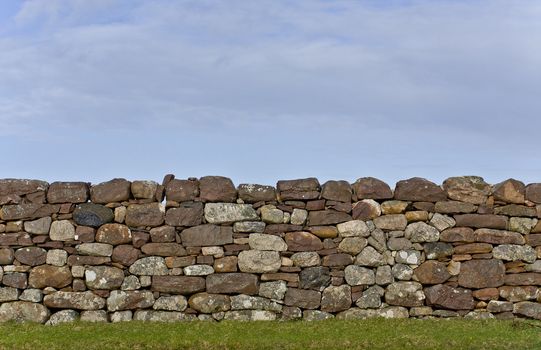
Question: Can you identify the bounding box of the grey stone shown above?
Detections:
[338,237,367,255]
[233,221,266,233]
[303,310,334,321]
[223,310,277,321]
[429,214,455,231]
[238,250,281,273]
[133,310,195,322]
[43,291,106,310]
[392,264,414,280]
[513,301,541,320]
[204,203,258,224]
[107,290,155,311]
[337,220,370,237]
[184,265,215,276]
[344,265,375,286]
[260,205,284,224]
[129,257,169,275]
[76,243,113,257]
[259,281,287,300]
[46,310,79,326]
[110,311,132,322]
[299,267,331,290]
[0,287,18,302]
[248,233,287,251]
[85,266,125,290]
[73,203,114,227]
[80,310,108,322]
[355,246,385,266]
[375,265,393,285]
[291,252,320,267]
[509,217,537,234]
[395,250,422,265]
[405,222,439,243]
[424,242,453,260]
[320,285,351,313]
[290,209,308,226]
[493,245,537,263]
[230,294,282,312]
[0,301,50,323]
[385,281,425,307]
[188,293,231,313]
[19,289,42,303]
[49,220,75,241]
[373,215,407,231]
[24,217,52,235]
[153,295,188,311]
[121,275,141,290]
[46,249,68,266]
[356,285,384,309]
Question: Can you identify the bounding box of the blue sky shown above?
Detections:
[1,0,540,186]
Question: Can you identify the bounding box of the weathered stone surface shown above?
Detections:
[150,226,176,243]
[165,179,199,202]
[183,265,214,276]
[299,267,331,290]
[0,179,48,197]
[2,273,27,289]
[474,229,525,244]
[204,203,258,224]
[308,210,352,226]
[493,178,525,204]
[47,182,89,204]
[129,257,168,275]
[345,265,375,286]
[442,176,490,205]
[385,282,425,307]
[380,201,408,215]
[285,232,323,251]
[96,223,132,245]
[125,203,165,227]
[85,266,124,290]
[0,203,59,220]
[373,214,407,231]
[434,201,477,214]
[338,237,367,255]
[352,177,393,200]
[248,233,287,251]
[405,222,439,243]
[337,220,370,238]
[321,180,352,202]
[152,276,206,294]
[322,253,354,267]
[68,255,111,266]
[237,184,276,203]
[141,243,186,257]
[165,202,204,227]
[44,291,106,310]
[259,281,288,300]
[387,237,412,251]
[0,301,50,323]
[351,200,381,220]
[260,205,283,224]
[291,252,320,267]
[181,224,233,246]
[290,209,308,226]
[414,261,451,284]
[230,294,282,312]
[356,246,386,266]
[509,217,536,234]
[24,217,52,235]
[394,178,445,202]
[308,226,338,238]
[454,214,508,229]
[153,295,188,311]
[77,243,113,257]
[238,250,281,273]
[189,293,231,313]
[487,300,513,313]
[80,310,108,322]
[213,256,238,273]
[46,310,80,326]
[15,247,47,266]
[90,178,131,204]
[494,204,537,217]
[392,264,413,280]
[0,248,14,265]
[493,245,536,263]
[73,203,114,227]
[526,183,541,204]
[277,178,320,201]
[499,286,538,301]
[453,243,492,254]
[424,284,475,310]
[234,221,266,233]
[424,242,453,260]
[0,287,18,302]
[429,213,455,231]
[28,265,72,289]
[284,288,321,309]
[107,290,155,311]
[206,273,258,295]
[356,285,384,309]
[514,301,541,319]
[321,285,351,312]
[49,220,75,241]
[395,250,422,265]
[130,180,158,199]
[223,310,277,321]
[459,260,505,289]
[440,227,475,242]
[199,176,237,202]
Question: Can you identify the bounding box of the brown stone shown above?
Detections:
[352,200,381,220]
[499,286,538,302]
[165,202,203,227]
[308,210,352,226]
[474,229,525,244]
[111,245,140,266]
[199,176,237,202]
[322,254,354,267]
[181,224,233,246]
[414,261,451,284]
[264,224,303,234]
[237,184,276,203]
[439,227,475,243]
[284,288,321,309]
[424,284,475,310]
[47,182,89,204]
[14,247,47,266]
[321,180,352,203]
[504,273,541,286]
[165,179,199,202]
[526,183,541,204]
[320,285,351,312]
[206,273,258,295]
[2,273,27,289]
[125,203,164,227]
[90,178,131,204]
[150,226,176,243]
[0,203,59,220]
[285,232,323,251]
[0,179,48,197]
[305,200,325,211]
[277,178,320,201]
[405,211,428,222]
[458,259,505,288]
[434,201,477,214]
[394,177,446,202]
[76,226,95,242]
[214,256,238,272]
[472,288,499,301]
[67,255,111,266]
[526,234,541,247]
[308,226,338,238]
[141,243,186,256]
[493,178,525,204]
[28,265,72,289]
[165,256,195,268]
[442,176,490,205]
[151,276,206,294]
[453,243,493,255]
[413,202,435,212]
[454,214,508,229]
[131,231,149,248]
[96,223,132,245]
[352,177,393,200]
[0,248,14,264]
[494,204,537,217]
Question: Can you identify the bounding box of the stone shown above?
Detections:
[440,227,474,242]
[230,294,282,312]
[80,310,108,322]
[85,266,124,290]
[199,176,237,202]
[509,217,536,234]
[429,213,455,231]
[0,179,48,197]
[237,184,276,203]
[303,310,334,321]
[129,257,168,275]
[150,225,176,242]
[206,273,258,295]
[322,253,354,267]
[181,224,233,246]
[189,293,231,313]
[352,199,381,220]
[434,201,477,214]
[68,255,110,266]
[321,285,351,312]
[285,232,323,251]
[338,237,367,255]
[46,310,79,326]
[204,203,258,225]
[494,204,537,217]
[493,245,536,263]
[77,243,113,257]
[385,282,425,307]
[395,250,422,265]
[0,287,18,302]
[73,203,114,227]
[405,222,439,243]
[387,237,412,251]
[380,201,409,215]
[442,176,490,205]
[24,217,52,235]
[309,226,338,238]
[165,179,199,202]
[454,214,508,229]
[493,178,525,204]
[291,252,320,267]
[153,295,188,311]
[277,178,320,201]
[214,256,238,273]
[15,247,47,266]
[525,261,541,272]
[28,265,72,289]
[115,206,126,223]
[260,205,284,224]
[131,180,158,199]
[499,286,538,301]
[233,221,266,233]
[299,266,331,290]
[90,178,131,204]
[284,288,321,309]
[392,264,413,280]
[336,308,378,320]
[125,203,165,227]
[121,275,141,290]
[0,301,50,323]
[373,215,407,231]
[526,183,541,204]
[107,290,155,311]
[110,311,132,322]
[46,249,68,266]
[513,301,541,319]
[405,211,429,222]
[344,265,375,286]
[356,246,385,266]
[308,210,352,226]
[47,182,89,204]
[356,285,384,309]
[248,233,287,251]
[424,242,454,260]
[152,276,206,294]
[141,243,186,256]
[95,223,132,245]
[352,177,393,200]
[49,220,75,241]
[0,203,59,221]
[19,289,42,303]
[394,177,446,202]
[424,284,475,310]
[376,266,393,285]
[165,202,204,227]
[487,300,513,313]
[223,310,277,321]
[259,281,288,300]
[321,180,352,202]
[290,209,308,226]
[414,261,451,284]
[184,265,214,276]
[337,220,370,238]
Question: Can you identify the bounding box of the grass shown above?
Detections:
[0,319,540,349]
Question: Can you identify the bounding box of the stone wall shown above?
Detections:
[1,175,541,324]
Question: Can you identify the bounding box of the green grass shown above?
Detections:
[0,319,540,350]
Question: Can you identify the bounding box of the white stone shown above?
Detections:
[248,233,288,251]
[46,249,68,266]
[337,220,370,238]
[184,265,215,276]
[49,220,75,241]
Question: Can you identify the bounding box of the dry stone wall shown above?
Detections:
[1,175,541,324]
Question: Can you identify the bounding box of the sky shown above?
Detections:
[1,0,540,187]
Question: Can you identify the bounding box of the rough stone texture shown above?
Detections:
[24,217,52,235]
[352,200,381,220]
[129,257,169,275]
[165,179,199,202]
[337,220,370,238]
[165,202,204,227]
[153,295,188,312]
[405,222,439,243]
[455,214,508,229]
[248,234,288,251]
[321,180,352,202]
[152,276,206,294]
[284,288,321,309]
[238,250,281,273]
[107,290,155,311]
[15,247,47,266]
[285,232,323,251]
[457,259,505,288]
[77,243,113,257]
[474,229,524,245]
[181,224,233,247]
[237,184,276,203]
[493,179,525,204]
[125,203,165,227]
[345,265,375,286]
[189,293,231,313]
[85,266,125,290]
[277,178,320,201]
[394,178,446,202]
[49,220,75,241]
[96,223,132,245]
[199,176,237,202]
[90,179,131,204]
[424,284,475,310]
[0,301,50,323]
[321,285,351,312]
[206,273,259,295]
[442,176,490,205]
[414,261,451,284]
[44,291,106,310]
[47,182,89,204]
[131,180,158,199]
[385,282,425,307]
[204,203,258,224]
[493,245,537,263]
[373,215,407,231]
[141,243,186,257]
[73,203,114,227]
[28,265,72,289]
[352,177,393,200]
[259,281,288,300]
[514,301,541,319]
[526,183,541,204]
[299,267,331,290]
